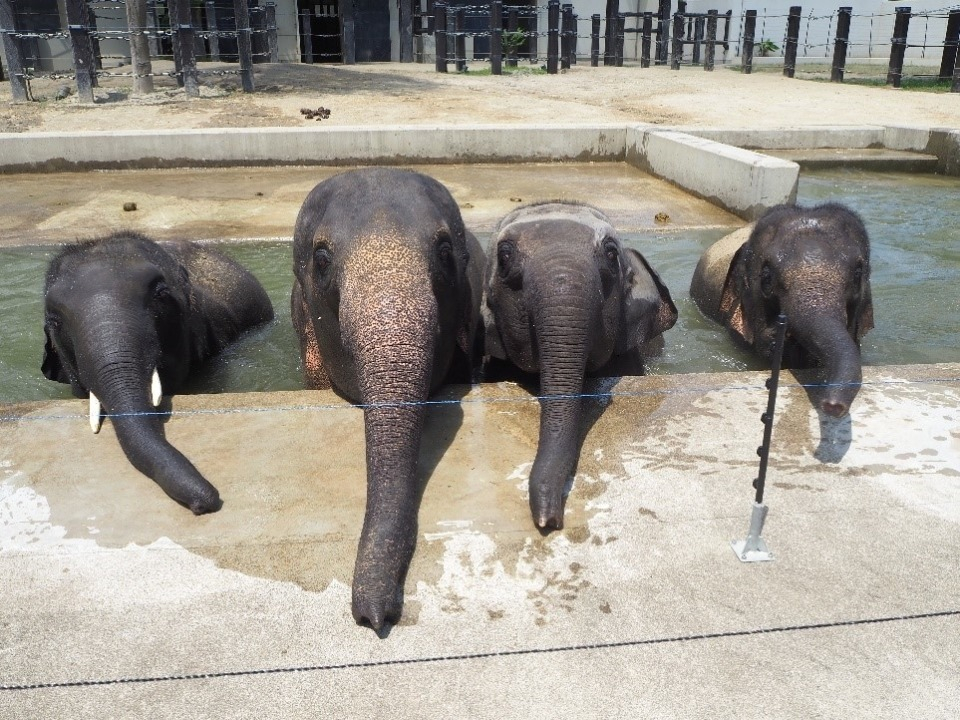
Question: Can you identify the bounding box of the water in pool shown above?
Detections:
[1,168,957,403]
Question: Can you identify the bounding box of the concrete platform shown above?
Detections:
[2,364,959,718]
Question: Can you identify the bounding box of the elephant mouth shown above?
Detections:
[89,368,163,433]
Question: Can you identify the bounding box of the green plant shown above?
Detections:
[755,38,779,56]
[502,30,527,54]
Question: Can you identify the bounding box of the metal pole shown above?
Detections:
[490,0,502,75]
[590,13,600,66]
[640,12,652,67]
[886,6,911,88]
[434,2,447,71]
[547,0,560,74]
[939,9,960,81]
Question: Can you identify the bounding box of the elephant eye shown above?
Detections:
[853,262,864,284]
[497,240,516,275]
[152,279,170,301]
[436,235,454,266]
[314,246,332,275]
[602,238,620,267]
[45,313,62,331]
[760,264,774,296]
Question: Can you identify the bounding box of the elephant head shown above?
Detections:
[290,168,482,632]
[42,232,274,513]
[718,203,873,416]
[481,202,677,530]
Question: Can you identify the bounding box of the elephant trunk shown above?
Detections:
[342,287,437,631]
[80,320,221,514]
[789,309,862,417]
[527,259,597,530]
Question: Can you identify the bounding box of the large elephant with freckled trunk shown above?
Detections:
[481,201,678,531]
[290,167,483,632]
[690,202,873,417]
[42,232,274,513]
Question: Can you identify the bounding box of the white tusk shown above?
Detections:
[89,392,102,434]
[151,370,162,407]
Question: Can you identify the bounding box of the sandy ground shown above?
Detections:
[1,60,957,134]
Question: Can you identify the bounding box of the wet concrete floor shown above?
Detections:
[2,364,958,717]
[0,162,742,246]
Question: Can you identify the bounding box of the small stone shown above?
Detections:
[509,197,523,203]
[55,85,72,101]
[654,212,670,223]
[123,202,137,212]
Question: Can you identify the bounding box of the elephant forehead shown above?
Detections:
[340,233,432,273]
[500,215,613,245]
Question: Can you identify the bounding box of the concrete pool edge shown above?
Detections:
[1,123,957,220]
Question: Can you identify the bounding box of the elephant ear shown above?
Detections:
[456,230,487,365]
[617,248,679,353]
[853,280,875,342]
[40,325,71,385]
[718,243,754,345]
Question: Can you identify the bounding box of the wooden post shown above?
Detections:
[547,0,559,74]
[300,10,313,63]
[656,0,670,65]
[400,0,413,62]
[831,6,852,83]
[341,0,355,64]
[704,9,717,71]
[434,2,447,71]
[886,6,911,88]
[65,0,96,102]
[615,13,625,66]
[561,4,572,69]
[953,37,960,92]
[490,0,502,74]
[0,0,28,102]
[87,5,102,75]
[234,0,255,90]
[590,13,600,66]
[783,5,800,77]
[174,0,199,95]
[670,11,683,69]
[939,9,960,81]
[126,0,154,94]
[266,3,278,62]
[742,9,756,74]
[205,1,220,61]
[603,0,618,65]
[454,7,465,71]
[641,12,652,67]
[691,14,703,65]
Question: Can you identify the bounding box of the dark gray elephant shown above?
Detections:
[481,201,678,530]
[690,202,873,416]
[290,167,483,632]
[42,232,274,514]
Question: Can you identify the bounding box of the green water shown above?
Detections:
[1,168,957,403]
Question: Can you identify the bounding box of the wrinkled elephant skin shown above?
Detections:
[290,168,483,632]
[42,232,274,513]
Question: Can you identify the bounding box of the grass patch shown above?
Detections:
[462,64,548,77]
[723,62,955,92]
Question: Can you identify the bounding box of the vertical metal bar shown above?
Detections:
[234,0,255,91]
[704,9,716,71]
[65,0,96,102]
[205,0,220,61]
[640,11,652,67]
[490,0,502,75]
[547,0,559,74]
[886,6,911,87]
[754,314,788,505]
[742,9,756,74]
[266,3,278,62]
[454,7,465,71]
[0,0,28,101]
[434,2,447,71]
[590,13,600,66]
[783,5,800,77]
[831,6,852,83]
[340,0,356,64]
[400,0,413,62]
[300,9,313,63]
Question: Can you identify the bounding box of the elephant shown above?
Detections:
[481,201,678,530]
[689,202,873,417]
[42,231,274,514]
[290,167,483,632]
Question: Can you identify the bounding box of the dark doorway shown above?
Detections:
[353,0,391,61]
[298,0,343,62]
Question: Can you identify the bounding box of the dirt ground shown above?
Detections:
[1,59,957,134]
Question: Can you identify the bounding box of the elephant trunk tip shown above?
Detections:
[352,601,400,635]
[187,489,222,515]
[531,491,565,532]
[820,399,850,418]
